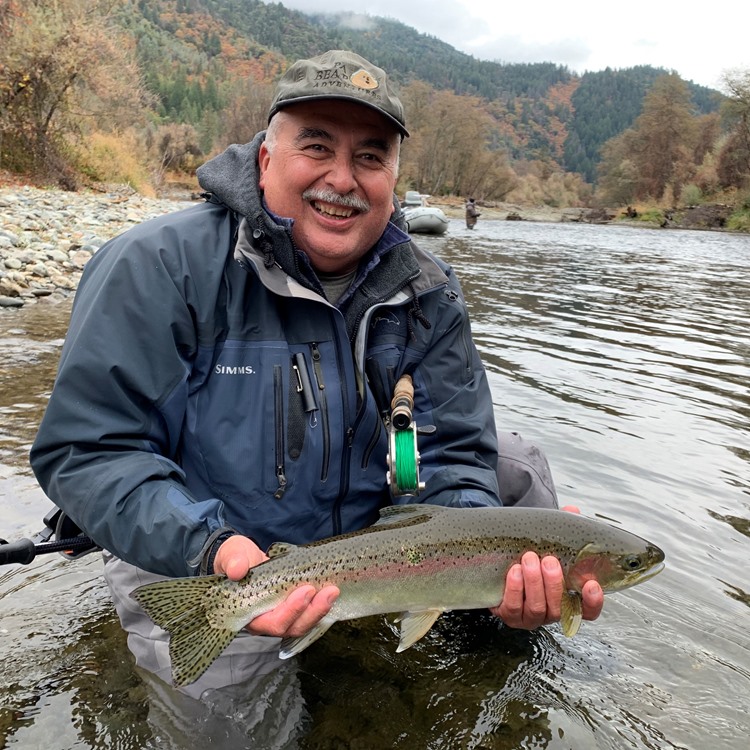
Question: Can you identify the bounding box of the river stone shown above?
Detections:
[0,295,24,307]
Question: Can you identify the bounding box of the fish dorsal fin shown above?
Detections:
[300,504,444,551]
[267,542,298,558]
[374,504,444,528]
[395,608,444,652]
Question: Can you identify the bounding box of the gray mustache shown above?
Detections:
[303,188,370,213]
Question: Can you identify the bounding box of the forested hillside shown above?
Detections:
[3,0,747,219]
[124,0,722,180]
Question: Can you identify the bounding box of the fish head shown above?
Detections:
[566,538,665,594]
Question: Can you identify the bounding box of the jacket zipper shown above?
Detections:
[310,343,330,481]
[361,412,382,469]
[273,364,287,499]
[333,427,354,536]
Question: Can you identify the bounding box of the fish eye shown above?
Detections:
[622,554,643,570]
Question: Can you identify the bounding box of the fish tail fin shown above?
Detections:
[132,576,237,687]
[560,591,583,637]
[167,610,236,687]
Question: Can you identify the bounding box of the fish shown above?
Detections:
[132,504,665,687]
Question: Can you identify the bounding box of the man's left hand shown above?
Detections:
[489,505,605,630]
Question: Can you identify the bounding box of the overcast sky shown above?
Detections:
[274,0,747,91]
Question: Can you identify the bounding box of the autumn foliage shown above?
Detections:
[0,0,748,214]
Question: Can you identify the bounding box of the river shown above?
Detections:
[0,217,748,749]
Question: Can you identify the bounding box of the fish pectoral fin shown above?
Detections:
[560,591,583,637]
[279,616,336,659]
[395,609,443,652]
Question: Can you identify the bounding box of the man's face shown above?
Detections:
[258,100,400,274]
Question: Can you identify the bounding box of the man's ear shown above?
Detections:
[258,141,271,189]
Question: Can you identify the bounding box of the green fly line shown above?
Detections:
[394,428,418,492]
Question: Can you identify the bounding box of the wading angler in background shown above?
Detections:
[30,50,604,700]
[465,197,481,229]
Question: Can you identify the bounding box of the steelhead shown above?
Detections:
[132,505,665,686]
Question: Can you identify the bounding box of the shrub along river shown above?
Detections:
[0,215,748,749]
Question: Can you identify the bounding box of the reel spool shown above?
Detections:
[386,374,425,496]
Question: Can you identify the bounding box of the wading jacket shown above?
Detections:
[30,133,500,578]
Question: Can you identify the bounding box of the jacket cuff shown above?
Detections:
[190,526,239,576]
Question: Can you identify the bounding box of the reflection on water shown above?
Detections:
[0,298,70,473]
[1,220,749,748]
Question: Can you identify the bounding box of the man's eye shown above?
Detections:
[358,153,383,164]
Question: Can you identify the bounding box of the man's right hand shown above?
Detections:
[213,535,339,640]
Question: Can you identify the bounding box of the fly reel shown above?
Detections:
[386,374,425,496]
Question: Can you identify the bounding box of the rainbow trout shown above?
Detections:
[132,505,664,686]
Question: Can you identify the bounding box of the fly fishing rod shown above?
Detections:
[0,506,99,566]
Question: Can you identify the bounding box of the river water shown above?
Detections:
[0,217,748,749]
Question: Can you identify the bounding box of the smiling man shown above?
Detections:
[31,50,603,698]
[258,101,401,272]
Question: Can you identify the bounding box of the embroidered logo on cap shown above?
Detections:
[350,69,379,91]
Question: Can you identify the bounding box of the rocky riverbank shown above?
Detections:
[0,186,190,308]
[2,185,743,309]
[1,185,565,309]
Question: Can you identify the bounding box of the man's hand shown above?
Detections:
[213,535,339,639]
[489,505,604,630]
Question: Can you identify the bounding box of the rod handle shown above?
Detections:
[0,538,36,566]
[390,374,414,430]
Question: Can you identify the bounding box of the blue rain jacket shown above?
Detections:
[30,133,500,578]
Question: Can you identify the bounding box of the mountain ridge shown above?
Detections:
[128,0,723,182]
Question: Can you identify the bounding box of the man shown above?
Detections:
[30,50,602,696]
[465,197,481,229]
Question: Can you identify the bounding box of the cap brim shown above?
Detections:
[269,94,409,138]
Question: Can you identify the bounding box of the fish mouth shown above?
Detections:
[637,559,665,582]
[615,560,665,591]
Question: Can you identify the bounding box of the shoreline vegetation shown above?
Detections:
[422,194,748,232]
[0,178,746,310]
[3,3,748,243]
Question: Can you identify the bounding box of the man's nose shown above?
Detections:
[324,154,358,194]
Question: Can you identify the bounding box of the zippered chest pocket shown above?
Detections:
[189,344,288,503]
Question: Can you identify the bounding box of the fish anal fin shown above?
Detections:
[279,616,336,659]
[395,608,443,652]
[560,591,583,637]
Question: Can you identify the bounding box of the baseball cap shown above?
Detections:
[268,50,409,138]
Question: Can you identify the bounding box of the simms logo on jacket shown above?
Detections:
[214,364,255,375]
